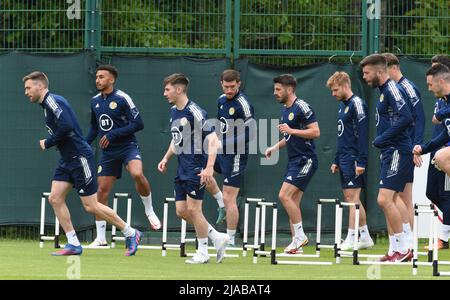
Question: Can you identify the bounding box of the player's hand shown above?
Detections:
[99,135,110,149]
[39,139,46,150]
[413,154,423,167]
[431,157,442,171]
[330,164,339,173]
[432,115,442,124]
[355,166,365,176]
[198,166,214,185]
[158,158,168,173]
[413,145,422,155]
[277,123,292,135]
[265,147,274,159]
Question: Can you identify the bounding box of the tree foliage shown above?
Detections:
[0,0,447,58]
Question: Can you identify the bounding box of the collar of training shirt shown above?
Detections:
[101,88,117,100]
[39,91,52,108]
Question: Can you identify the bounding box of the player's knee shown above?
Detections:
[83,202,99,215]
[278,192,290,204]
[130,170,144,181]
[48,194,61,206]
[96,189,109,204]
[186,205,199,216]
[176,207,188,220]
[223,195,237,207]
[377,195,390,209]
[434,149,447,168]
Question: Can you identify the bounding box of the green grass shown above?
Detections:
[1,239,450,280]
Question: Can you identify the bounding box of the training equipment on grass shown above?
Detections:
[110,192,162,251]
[242,198,267,257]
[162,197,239,259]
[110,193,133,248]
[316,198,360,265]
[412,203,450,276]
[39,192,61,249]
[249,200,331,265]
[161,197,186,256]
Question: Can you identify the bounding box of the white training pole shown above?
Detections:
[54,215,60,248]
[181,218,188,257]
[353,204,360,264]
[413,207,419,275]
[243,201,249,256]
[260,204,267,253]
[39,194,46,248]
[253,206,261,264]
[111,195,118,248]
[162,199,170,256]
[315,201,322,256]
[334,201,341,264]
[271,206,278,264]
[433,211,439,276]
[126,196,132,225]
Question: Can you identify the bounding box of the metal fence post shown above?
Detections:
[84,0,101,60]
[233,0,240,59]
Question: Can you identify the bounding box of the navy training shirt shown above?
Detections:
[86,89,144,152]
[170,100,215,181]
[334,94,369,168]
[280,99,318,161]
[374,79,413,153]
[40,92,92,161]
[217,91,255,155]
[399,76,425,146]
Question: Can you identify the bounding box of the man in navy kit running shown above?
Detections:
[382,53,425,247]
[360,54,414,262]
[206,69,255,246]
[158,73,229,264]
[86,65,160,246]
[326,71,374,251]
[24,71,141,256]
[265,74,320,254]
[414,63,450,249]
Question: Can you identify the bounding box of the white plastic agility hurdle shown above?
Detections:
[242,197,267,257]
[110,192,163,251]
[251,200,332,265]
[39,192,163,250]
[110,193,132,248]
[39,192,61,249]
[316,198,360,265]
[412,203,450,276]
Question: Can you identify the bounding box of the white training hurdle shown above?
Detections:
[110,193,133,248]
[316,198,359,265]
[39,192,61,249]
[161,197,184,256]
[250,200,332,265]
[242,197,267,257]
[412,203,450,276]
